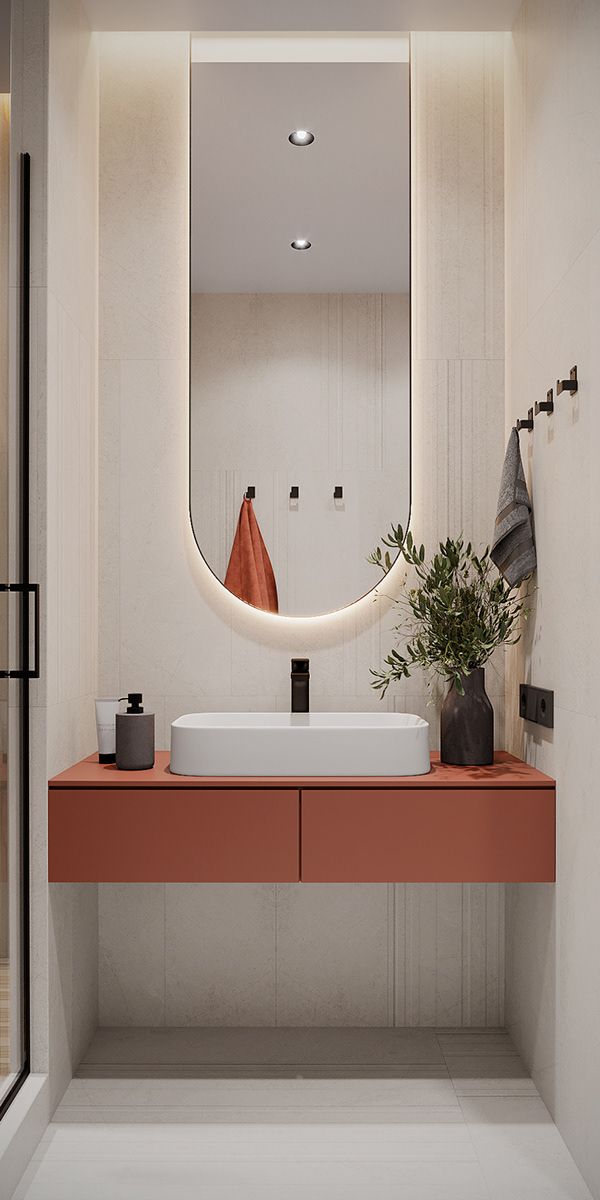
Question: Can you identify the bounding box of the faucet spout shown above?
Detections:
[291,658,310,713]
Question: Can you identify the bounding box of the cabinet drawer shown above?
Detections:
[301,788,555,882]
[49,788,300,882]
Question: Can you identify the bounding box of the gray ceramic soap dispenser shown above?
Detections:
[116,693,155,770]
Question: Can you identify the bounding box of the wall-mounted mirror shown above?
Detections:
[190,41,410,616]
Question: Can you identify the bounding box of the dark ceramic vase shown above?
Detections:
[440,667,494,766]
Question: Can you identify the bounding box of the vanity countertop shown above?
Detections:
[49,749,554,790]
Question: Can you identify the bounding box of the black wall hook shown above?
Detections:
[289,485,299,500]
[333,485,343,500]
[535,388,554,416]
[516,408,534,432]
[245,486,255,499]
[557,366,578,395]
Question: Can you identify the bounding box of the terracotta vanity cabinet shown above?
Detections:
[300,785,556,883]
[49,784,300,883]
[48,751,555,883]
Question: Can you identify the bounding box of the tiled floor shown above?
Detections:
[12,1028,593,1200]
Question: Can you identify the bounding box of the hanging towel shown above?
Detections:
[491,426,536,586]
[224,497,279,613]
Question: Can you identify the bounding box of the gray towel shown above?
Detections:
[491,427,536,586]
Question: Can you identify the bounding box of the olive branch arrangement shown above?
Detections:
[368,526,527,697]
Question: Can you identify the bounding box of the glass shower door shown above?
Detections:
[0,89,11,1106]
[0,100,31,1112]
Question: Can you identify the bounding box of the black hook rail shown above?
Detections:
[518,365,579,432]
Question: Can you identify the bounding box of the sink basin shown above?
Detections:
[170,712,430,777]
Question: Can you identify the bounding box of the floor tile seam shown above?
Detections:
[433,1027,508,1034]
[441,1051,524,1058]
[55,1105,464,1115]
[45,1148,477,1159]
[78,1060,451,1070]
[437,1049,521,1056]
[440,1055,528,1076]
[455,1099,496,1200]
[46,1123,470,1132]
[76,1063,451,1073]
[453,1089,540,1099]
[17,1156,490,1171]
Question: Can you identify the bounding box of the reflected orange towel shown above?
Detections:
[224,497,279,613]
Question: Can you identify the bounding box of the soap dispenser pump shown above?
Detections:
[115,693,155,770]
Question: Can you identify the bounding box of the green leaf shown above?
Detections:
[370,531,528,697]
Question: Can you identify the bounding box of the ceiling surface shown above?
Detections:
[191,62,409,293]
[80,0,521,31]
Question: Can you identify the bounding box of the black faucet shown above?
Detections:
[291,658,310,713]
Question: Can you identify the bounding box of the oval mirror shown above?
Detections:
[190,39,411,616]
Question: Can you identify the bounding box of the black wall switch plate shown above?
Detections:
[519,684,554,729]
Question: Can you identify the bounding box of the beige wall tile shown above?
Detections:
[98,33,189,362]
[276,885,391,1026]
[99,885,165,1027]
[165,885,277,1026]
[505,1,600,1194]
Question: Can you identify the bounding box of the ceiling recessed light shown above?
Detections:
[291,238,311,251]
[289,129,315,146]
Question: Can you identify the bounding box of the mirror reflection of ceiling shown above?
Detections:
[190,62,409,294]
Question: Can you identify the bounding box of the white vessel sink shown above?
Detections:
[170,712,430,778]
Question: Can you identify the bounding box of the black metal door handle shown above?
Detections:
[0,583,40,679]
